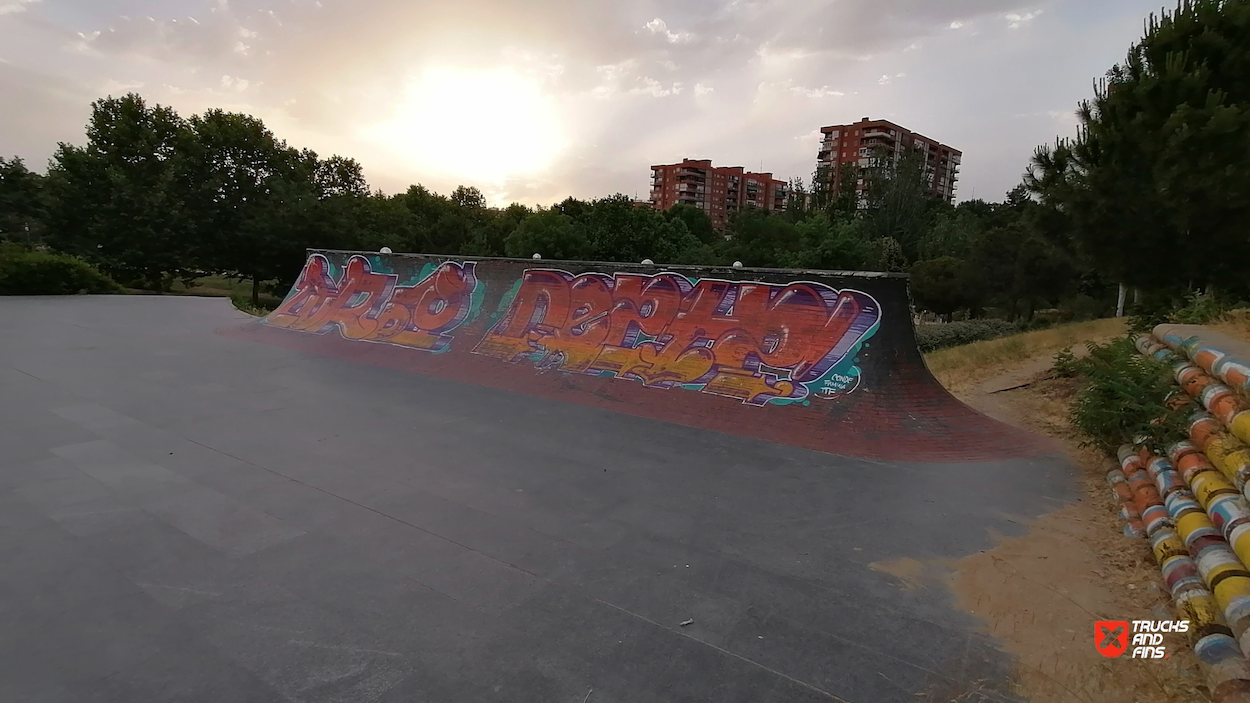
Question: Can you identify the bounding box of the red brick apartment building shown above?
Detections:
[649,159,787,231]
[816,118,961,204]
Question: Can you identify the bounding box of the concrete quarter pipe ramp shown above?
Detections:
[231,250,1057,463]
[0,252,1073,703]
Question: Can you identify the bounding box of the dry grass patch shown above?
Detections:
[1210,308,1250,345]
[925,318,1127,393]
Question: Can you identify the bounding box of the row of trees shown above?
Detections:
[0,93,1093,319]
[1,0,1243,319]
[0,95,731,304]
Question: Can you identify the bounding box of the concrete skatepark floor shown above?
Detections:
[0,296,1079,702]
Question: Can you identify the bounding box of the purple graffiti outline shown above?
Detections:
[476,268,881,405]
[267,253,480,353]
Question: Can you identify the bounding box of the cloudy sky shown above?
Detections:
[1,0,1160,206]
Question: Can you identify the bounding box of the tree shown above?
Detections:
[910,257,978,320]
[784,213,875,271]
[861,148,934,262]
[829,162,860,218]
[0,157,44,245]
[917,205,981,261]
[464,202,531,257]
[45,94,198,289]
[184,110,347,304]
[783,176,810,223]
[720,207,800,268]
[315,155,369,197]
[1026,0,1250,292]
[662,204,718,245]
[185,109,289,298]
[575,194,702,264]
[504,208,588,260]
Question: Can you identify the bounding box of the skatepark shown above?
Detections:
[0,252,1076,702]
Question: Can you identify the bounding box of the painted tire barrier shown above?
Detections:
[1157,325,1250,400]
[1166,442,1250,571]
[1109,461,1145,537]
[1152,331,1250,446]
[1136,334,1182,366]
[1140,448,1250,657]
[1190,412,1250,500]
[1139,334,1250,506]
[1114,449,1250,700]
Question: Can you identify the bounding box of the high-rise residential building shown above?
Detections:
[815,118,961,205]
[649,159,788,231]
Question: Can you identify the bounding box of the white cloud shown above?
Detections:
[633,77,681,98]
[220,75,250,91]
[644,18,693,45]
[0,0,39,16]
[759,80,845,99]
[796,84,844,98]
[950,21,964,29]
[694,83,713,96]
[1006,11,1043,29]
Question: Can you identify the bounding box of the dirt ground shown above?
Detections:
[939,363,1209,702]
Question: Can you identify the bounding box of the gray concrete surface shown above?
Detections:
[0,296,1077,702]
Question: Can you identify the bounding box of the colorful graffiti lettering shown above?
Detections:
[473,269,880,405]
[265,254,481,352]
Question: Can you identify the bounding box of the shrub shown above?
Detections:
[0,250,123,295]
[1053,337,1191,453]
[1171,291,1229,325]
[1127,289,1230,333]
[229,293,279,316]
[914,319,1016,352]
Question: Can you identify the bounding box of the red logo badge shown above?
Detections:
[1096,620,1129,658]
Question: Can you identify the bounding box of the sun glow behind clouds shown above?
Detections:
[367,66,565,187]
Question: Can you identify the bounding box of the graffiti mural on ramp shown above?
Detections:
[473,269,880,406]
[263,253,881,407]
[266,253,483,353]
[232,249,1060,461]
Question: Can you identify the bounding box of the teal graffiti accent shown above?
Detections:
[366,255,393,276]
[489,278,525,328]
[462,270,487,328]
[767,317,881,406]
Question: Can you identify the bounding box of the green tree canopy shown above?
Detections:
[0,157,44,245]
[1027,0,1250,291]
[45,94,198,289]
